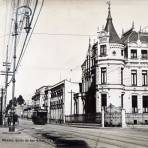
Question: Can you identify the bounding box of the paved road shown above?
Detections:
[0,124,54,148]
[16,119,148,148]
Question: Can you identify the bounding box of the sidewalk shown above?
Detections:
[0,126,53,148]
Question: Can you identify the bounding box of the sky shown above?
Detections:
[0,0,148,104]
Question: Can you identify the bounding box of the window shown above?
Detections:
[131,70,137,86]
[91,58,95,67]
[143,96,148,113]
[121,50,124,56]
[141,50,148,59]
[124,48,128,58]
[131,49,137,59]
[134,120,137,124]
[101,94,107,110]
[100,45,107,56]
[132,95,138,113]
[121,68,123,84]
[101,67,107,84]
[142,70,148,86]
[121,94,124,108]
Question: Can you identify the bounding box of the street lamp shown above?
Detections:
[9,5,32,132]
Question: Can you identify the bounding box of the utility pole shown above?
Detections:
[0,88,4,125]
[71,90,72,115]
[3,45,10,112]
[68,90,76,115]
[9,5,32,132]
[10,20,18,132]
[0,45,11,126]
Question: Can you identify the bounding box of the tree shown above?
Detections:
[6,104,11,114]
[5,97,17,114]
[17,95,25,105]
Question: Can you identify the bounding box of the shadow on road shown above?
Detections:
[42,133,90,148]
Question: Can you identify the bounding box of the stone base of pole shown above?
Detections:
[9,125,15,132]
[122,109,127,128]
[101,108,104,127]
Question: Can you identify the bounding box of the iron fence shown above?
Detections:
[65,113,101,124]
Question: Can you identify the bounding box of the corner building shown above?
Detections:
[82,4,148,124]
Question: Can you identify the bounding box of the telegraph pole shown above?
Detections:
[0,88,4,125]
[68,90,76,115]
[9,5,32,132]
[0,45,11,126]
[4,45,10,111]
[10,20,17,132]
[71,90,72,115]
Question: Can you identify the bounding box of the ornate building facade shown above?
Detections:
[82,3,148,125]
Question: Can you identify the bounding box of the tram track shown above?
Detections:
[47,128,148,148]
[38,124,148,148]
[17,121,148,148]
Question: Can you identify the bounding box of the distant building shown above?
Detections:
[15,104,24,117]
[49,80,81,123]
[32,86,49,110]
[23,104,33,119]
[81,3,148,125]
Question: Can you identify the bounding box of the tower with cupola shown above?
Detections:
[96,1,125,112]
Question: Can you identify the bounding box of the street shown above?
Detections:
[1,119,147,148]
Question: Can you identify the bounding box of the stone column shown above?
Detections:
[122,109,127,128]
[96,92,101,112]
[101,108,104,127]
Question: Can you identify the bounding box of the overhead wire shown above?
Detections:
[2,0,9,63]
[32,32,96,37]
[16,0,44,72]
[7,0,40,85]
[8,0,15,64]
[8,0,29,68]
[15,0,39,71]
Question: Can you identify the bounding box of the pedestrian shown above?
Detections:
[13,114,15,126]
[13,114,19,125]
[7,115,11,126]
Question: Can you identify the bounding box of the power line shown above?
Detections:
[0,32,96,38]
[19,65,81,71]
[7,0,41,85]
[32,32,96,37]
[15,0,39,72]
[16,0,44,72]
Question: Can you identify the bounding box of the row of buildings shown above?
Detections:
[30,80,82,123]
[26,3,148,126]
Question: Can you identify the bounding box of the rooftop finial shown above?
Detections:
[139,26,142,32]
[89,37,91,45]
[107,1,112,19]
[122,28,124,35]
[132,21,134,29]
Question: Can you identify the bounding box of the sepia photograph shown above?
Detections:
[0,0,148,147]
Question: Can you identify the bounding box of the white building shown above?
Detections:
[49,80,82,123]
[82,3,148,125]
[32,86,49,110]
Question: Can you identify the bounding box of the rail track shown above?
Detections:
[18,121,148,148]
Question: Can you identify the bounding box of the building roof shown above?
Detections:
[121,27,138,44]
[121,28,148,44]
[121,28,134,44]
[140,32,148,43]
[104,2,122,44]
[50,79,79,90]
